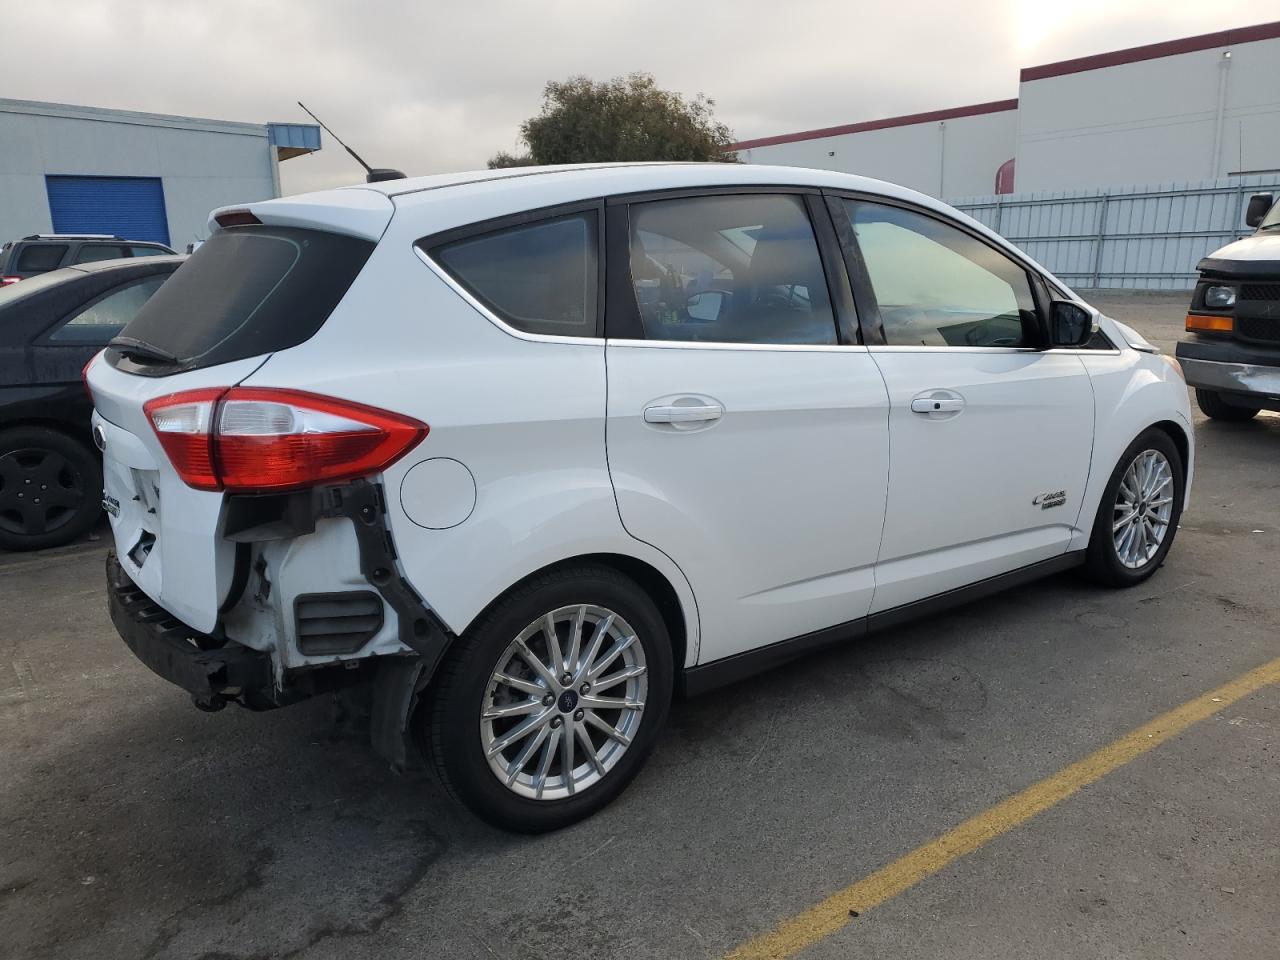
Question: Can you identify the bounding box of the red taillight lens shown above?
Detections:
[0,276,21,287]
[82,350,102,402]
[144,387,427,493]
[214,209,261,228]
[144,388,227,490]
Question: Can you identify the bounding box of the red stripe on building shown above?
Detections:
[729,99,1018,151]
[1020,20,1280,82]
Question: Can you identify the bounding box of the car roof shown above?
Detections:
[354,162,921,203]
[232,163,1070,291]
[12,235,172,245]
[67,254,185,273]
[298,162,964,239]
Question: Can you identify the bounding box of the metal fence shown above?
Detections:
[951,174,1280,290]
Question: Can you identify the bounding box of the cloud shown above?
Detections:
[2,0,1276,195]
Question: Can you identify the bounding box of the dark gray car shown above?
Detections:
[0,255,183,550]
[1,234,175,284]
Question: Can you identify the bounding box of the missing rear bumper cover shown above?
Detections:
[223,479,455,671]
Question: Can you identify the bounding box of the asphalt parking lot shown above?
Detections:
[2,291,1278,960]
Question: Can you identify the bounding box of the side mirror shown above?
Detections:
[1245,193,1274,229]
[1049,300,1096,348]
[685,290,727,323]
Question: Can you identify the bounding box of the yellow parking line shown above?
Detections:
[724,655,1280,960]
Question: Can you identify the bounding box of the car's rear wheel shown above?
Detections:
[1083,428,1184,587]
[425,565,673,832]
[1195,388,1260,422]
[0,427,101,552]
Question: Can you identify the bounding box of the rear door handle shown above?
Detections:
[644,402,724,424]
[909,391,965,416]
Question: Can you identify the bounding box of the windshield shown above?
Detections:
[1260,198,1280,230]
[110,225,374,374]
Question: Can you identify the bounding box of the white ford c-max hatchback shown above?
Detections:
[87,163,1193,831]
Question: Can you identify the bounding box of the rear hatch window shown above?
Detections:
[107,225,374,376]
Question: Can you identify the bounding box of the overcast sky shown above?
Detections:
[4,0,1277,195]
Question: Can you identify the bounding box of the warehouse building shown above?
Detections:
[732,20,1280,200]
[0,99,320,250]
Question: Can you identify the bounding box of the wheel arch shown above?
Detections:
[1150,418,1190,476]
[0,417,96,451]
[458,551,694,674]
[1073,415,1193,554]
[1072,354,1194,552]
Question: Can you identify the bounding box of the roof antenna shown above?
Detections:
[297,101,405,183]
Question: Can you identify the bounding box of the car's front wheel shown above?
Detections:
[425,565,673,832]
[0,426,102,552]
[1083,428,1185,587]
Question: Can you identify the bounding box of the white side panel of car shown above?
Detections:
[867,348,1095,612]
[605,342,890,663]
[239,227,702,664]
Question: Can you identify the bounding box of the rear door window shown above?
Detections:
[16,244,68,273]
[75,244,130,264]
[429,212,599,337]
[129,245,170,258]
[627,194,837,345]
[47,276,167,343]
[111,225,374,374]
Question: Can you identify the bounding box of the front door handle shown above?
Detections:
[909,390,965,417]
[644,402,724,424]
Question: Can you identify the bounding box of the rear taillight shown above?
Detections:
[145,388,226,490]
[144,388,427,493]
[0,276,21,287]
[82,351,102,402]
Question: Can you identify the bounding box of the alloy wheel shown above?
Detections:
[1111,449,1174,569]
[480,604,648,801]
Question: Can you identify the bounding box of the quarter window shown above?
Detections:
[15,244,68,273]
[848,201,1037,348]
[48,276,167,343]
[628,194,837,345]
[432,212,598,337]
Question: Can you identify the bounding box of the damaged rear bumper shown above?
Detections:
[106,553,428,767]
[107,552,279,709]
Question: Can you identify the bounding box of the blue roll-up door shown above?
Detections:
[46,176,170,246]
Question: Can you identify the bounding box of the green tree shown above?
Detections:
[486,150,539,169]
[488,73,735,168]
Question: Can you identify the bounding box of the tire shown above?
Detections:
[424,564,674,833]
[0,426,102,552]
[1083,428,1184,587]
[1195,388,1260,422]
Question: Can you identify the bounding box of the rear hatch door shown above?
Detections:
[87,189,389,632]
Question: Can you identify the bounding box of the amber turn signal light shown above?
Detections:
[1185,313,1233,332]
